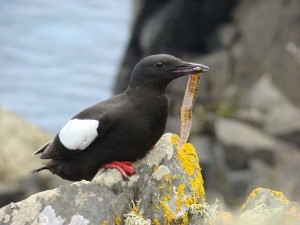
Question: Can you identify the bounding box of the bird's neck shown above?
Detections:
[126,83,167,96]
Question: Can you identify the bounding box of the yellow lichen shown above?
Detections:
[177,142,205,204]
[181,212,189,225]
[165,174,173,194]
[241,188,261,210]
[178,143,199,176]
[241,203,246,210]
[165,174,172,184]
[154,204,160,212]
[164,195,172,201]
[115,216,122,225]
[250,188,261,198]
[271,190,290,205]
[176,184,186,212]
[185,196,196,208]
[132,200,142,216]
[158,184,164,190]
[160,200,177,225]
[290,206,298,213]
[221,211,233,225]
[153,218,161,225]
[171,134,179,146]
[102,220,108,225]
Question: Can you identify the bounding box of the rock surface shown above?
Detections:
[237,188,300,225]
[0,107,70,207]
[0,108,52,182]
[0,133,206,225]
[215,118,276,169]
[241,75,300,147]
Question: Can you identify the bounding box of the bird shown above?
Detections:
[33,54,209,181]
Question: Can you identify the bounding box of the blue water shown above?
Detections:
[0,0,132,133]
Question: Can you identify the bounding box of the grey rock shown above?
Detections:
[0,108,52,182]
[218,23,238,48]
[240,75,300,146]
[232,0,300,105]
[241,74,290,111]
[237,188,300,225]
[0,183,24,208]
[261,141,300,202]
[227,170,254,205]
[264,103,300,146]
[215,118,276,169]
[0,108,70,208]
[0,133,206,225]
[235,108,265,128]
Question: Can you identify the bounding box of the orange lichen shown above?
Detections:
[176,184,186,212]
[271,190,290,205]
[164,195,172,201]
[181,212,189,225]
[160,200,177,225]
[221,211,233,225]
[169,134,206,224]
[285,206,300,223]
[178,143,199,176]
[290,206,298,213]
[241,188,261,210]
[177,142,205,204]
[165,174,173,194]
[241,203,246,210]
[153,165,160,172]
[250,188,261,198]
[171,134,179,146]
[115,216,122,225]
[131,200,143,217]
[154,204,160,212]
[185,196,196,208]
[158,184,164,190]
[102,220,108,225]
[153,218,161,225]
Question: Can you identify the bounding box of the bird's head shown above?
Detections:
[128,54,209,91]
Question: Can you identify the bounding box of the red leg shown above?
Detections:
[101,161,135,179]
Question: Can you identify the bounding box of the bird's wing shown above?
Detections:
[37,110,115,160]
[32,141,51,155]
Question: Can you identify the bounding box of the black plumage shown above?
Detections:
[33,54,209,181]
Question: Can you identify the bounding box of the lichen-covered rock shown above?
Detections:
[237,188,300,225]
[0,133,206,225]
[190,188,300,225]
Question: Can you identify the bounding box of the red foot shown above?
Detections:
[101,161,135,179]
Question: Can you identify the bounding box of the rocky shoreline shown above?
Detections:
[0,133,299,224]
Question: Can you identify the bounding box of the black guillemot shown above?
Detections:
[33,54,209,181]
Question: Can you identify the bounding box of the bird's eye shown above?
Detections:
[155,61,165,70]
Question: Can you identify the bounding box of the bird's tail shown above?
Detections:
[32,164,51,173]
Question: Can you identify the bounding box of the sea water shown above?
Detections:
[0,0,132,133]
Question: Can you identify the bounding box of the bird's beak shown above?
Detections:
[170,61,209,76]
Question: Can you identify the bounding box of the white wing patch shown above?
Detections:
[59,119,99,150]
